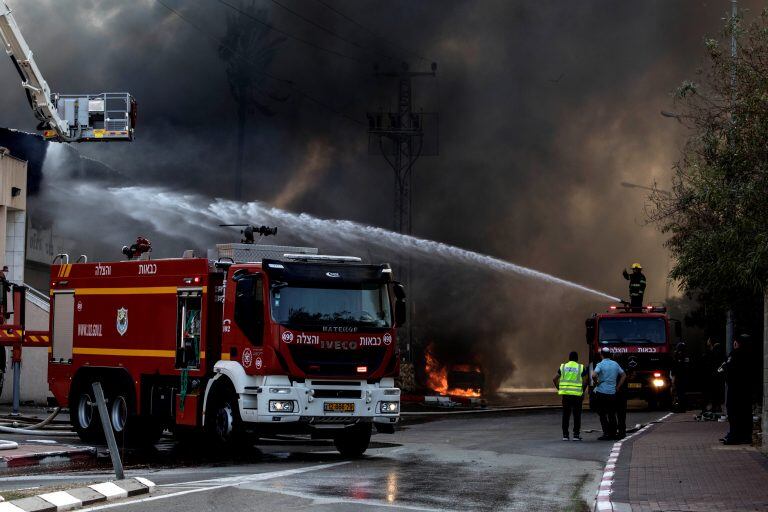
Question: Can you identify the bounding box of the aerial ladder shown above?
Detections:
[0,1,136,142]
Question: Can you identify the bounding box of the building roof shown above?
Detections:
[0,147,27,164]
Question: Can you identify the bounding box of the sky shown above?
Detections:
[0,0,758,387]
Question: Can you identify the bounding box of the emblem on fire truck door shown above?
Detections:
[242,348,253,368]
[116,308,128,336]
[281,331,294,343]
[383,333,392,346]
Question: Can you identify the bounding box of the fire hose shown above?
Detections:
[0,407,78,436]
[0,439,18,450]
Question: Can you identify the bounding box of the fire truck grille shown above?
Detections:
[287,346,386,377]
[312,389,362,399]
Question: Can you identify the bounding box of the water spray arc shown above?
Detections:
[56,184,618,302]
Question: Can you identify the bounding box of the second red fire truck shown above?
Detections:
[45,240,405,457]
[585,303,680,408]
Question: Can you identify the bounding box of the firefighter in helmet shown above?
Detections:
[622,263,646,309]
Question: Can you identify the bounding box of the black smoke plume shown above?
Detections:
[0,0,757,388]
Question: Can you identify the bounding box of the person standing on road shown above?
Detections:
[591,347,626,440]
[553,351,588,441]
[622,263,646,309]
[720,334,753,445]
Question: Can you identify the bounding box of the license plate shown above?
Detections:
[628,383,642,389]
[324,402,355,412]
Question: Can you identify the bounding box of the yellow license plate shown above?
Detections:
[324,402,355,412]
[628,383,642,389]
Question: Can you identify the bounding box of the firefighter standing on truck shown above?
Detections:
[553,351,588,441]
[622,263,646,309]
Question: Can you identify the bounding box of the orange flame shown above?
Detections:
[424,344,481,398]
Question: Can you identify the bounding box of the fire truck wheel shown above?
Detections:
[110,394,129,434]
[71,387,103,442]
[106,386,160,446]
[206,382,244,448]
[333,423,372,458]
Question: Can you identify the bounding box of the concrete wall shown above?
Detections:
[5,209,25,283]
[0,150,48,405]
[0,150,26,283]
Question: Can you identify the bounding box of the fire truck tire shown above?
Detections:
[205,381,245,448]
[110,394,129,435]
[105,384,162,446]
[333,423,372,458]
[70,386,103,442]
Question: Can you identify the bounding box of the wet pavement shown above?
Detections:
[0,406,663,511]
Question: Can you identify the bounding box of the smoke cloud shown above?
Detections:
[0,0,755,387]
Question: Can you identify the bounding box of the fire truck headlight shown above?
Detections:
[269,387,291,394]
[378,401,399,414]
[269,400,295,413]
[652,379,666,388]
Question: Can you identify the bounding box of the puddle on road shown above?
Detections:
[274,455,522,511]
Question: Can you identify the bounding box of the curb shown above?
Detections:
[0,446,96,470]
[594,413,673,512]
[0,477,155,511]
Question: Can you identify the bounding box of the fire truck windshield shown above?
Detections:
[271,283,392,329]
[598,317,667,344]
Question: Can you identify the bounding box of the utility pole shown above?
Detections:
[368,62,437,234]
[218,0,285,201]
[367,62,438,361]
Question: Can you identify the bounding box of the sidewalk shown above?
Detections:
[0,442,95,469]
[610,413,768,511]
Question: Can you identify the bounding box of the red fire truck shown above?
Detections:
[585,304,680,408]
[45,244,405,457]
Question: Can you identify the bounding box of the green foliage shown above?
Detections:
[652,9,768,305]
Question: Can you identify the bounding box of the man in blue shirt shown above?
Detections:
[591,347,626,440]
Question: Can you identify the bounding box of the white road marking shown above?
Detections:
[78,462,350,511]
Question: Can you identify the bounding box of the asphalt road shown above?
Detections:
[0,406,664,511]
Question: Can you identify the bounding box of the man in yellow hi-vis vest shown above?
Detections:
[553,351,588,441]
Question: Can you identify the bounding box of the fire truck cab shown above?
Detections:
[47,245,404,457]
[585,304,680,408]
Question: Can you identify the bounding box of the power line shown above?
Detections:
[153,0,365,126]
[267,0,397,62]
[312,0,430,64]
[214,0,364,64]
[155,0,291,85]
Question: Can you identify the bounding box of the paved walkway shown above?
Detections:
[611,413,768,511]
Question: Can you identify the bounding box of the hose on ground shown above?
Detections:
[0,439,19,450]
[0,424,78,436]
[0,407,62,430]
[0,407,77,435]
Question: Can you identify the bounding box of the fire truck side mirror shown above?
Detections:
[393,283,406,327]
[585,318,596,344]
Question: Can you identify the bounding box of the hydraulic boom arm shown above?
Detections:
[0,2,135,142]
